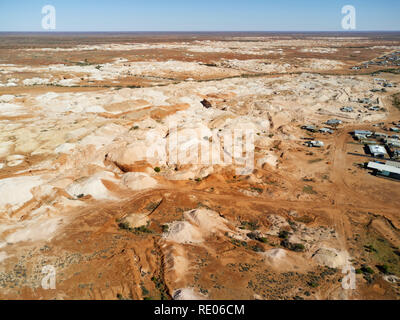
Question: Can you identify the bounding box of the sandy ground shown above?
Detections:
[0,33,399,300]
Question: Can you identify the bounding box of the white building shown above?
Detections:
[368,145,387,158]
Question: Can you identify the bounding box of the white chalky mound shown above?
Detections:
[163,221,203,244]
[121,172,158,191]
[311,247,349,269]
[173,288,206,300]
[185,208,229,233]
[0,142,13,157]
[264,248,287,261]
[0,103,25,116]
[163,208,229,244]
[5,217,62,244]
[65,171,117,200]
[0,176,43,211]
[55,143,75,154]
[0,95,15,103]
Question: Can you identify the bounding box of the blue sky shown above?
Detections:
[0,0,399,32]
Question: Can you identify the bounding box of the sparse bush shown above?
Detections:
[247,232,268,244]
[279,230,290,239]
[292,243,305,252]
[364,244,378,253]
[303,185,317,195]
[251,244,264,252]
[241,221,259,231]
[118,222,131,231]
[250,186,263,194]
[281,239,305,252]
[361,266,374,274]
[134,226,153,234]
[376,264,390,274]
[154,167,161,173]
[307,281,319,288]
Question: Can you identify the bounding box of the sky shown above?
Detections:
[0,0,399,32]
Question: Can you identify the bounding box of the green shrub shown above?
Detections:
[361,266,374,274]
[279,230,290,239]
[307,281,319,288]
[364,244,378,253]
[303,185,317,195]
[241,221,259,231]
[251,245,264,252]
[134,226,153,234]
[292,243,305,252]
[280,240,305,252]
[376,264,390,274]
[118,222,131,231]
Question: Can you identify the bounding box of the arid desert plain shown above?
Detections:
[0,32,399,300]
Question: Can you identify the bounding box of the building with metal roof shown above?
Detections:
[301,125,317,132]
[386,138,400,148]
[386,161,400,169]
[326,119,342,126]
[341,107,353,112]
[368,145,388,158]
[373,132,388,138]
[354,130,373,136]
[305,141,324,148]
[367,162,400,180]
[319,128,333,134]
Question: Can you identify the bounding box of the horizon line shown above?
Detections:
[1,30,400,33]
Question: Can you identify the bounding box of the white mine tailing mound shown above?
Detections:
[0,176,44,211]
[264,248,287,262]
[79,123,126,150]
[55,143,75,154]
[311,247,350,269]
[173,288,206,300]
[65,171,117,200]
[163,221,203,244]
[123,213,150,229]
[0,252,8,263]
[5,216,62,244]
[0,141,14,157]
[163,208,229,244]
[257,155,278,168]
[185,208,229,234]
[0,103,25,116]
[0,95,15,103]
[107,141,158,167]
[121,172,158,191]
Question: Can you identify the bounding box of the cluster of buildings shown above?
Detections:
[301,125,334,134]
[340,100,383,114]
[357,97,383,112]
[352,124,400,181]
[353,127,400,160]
[351,51,400,70]
[301,119,343,148]
[370,78,395,93]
